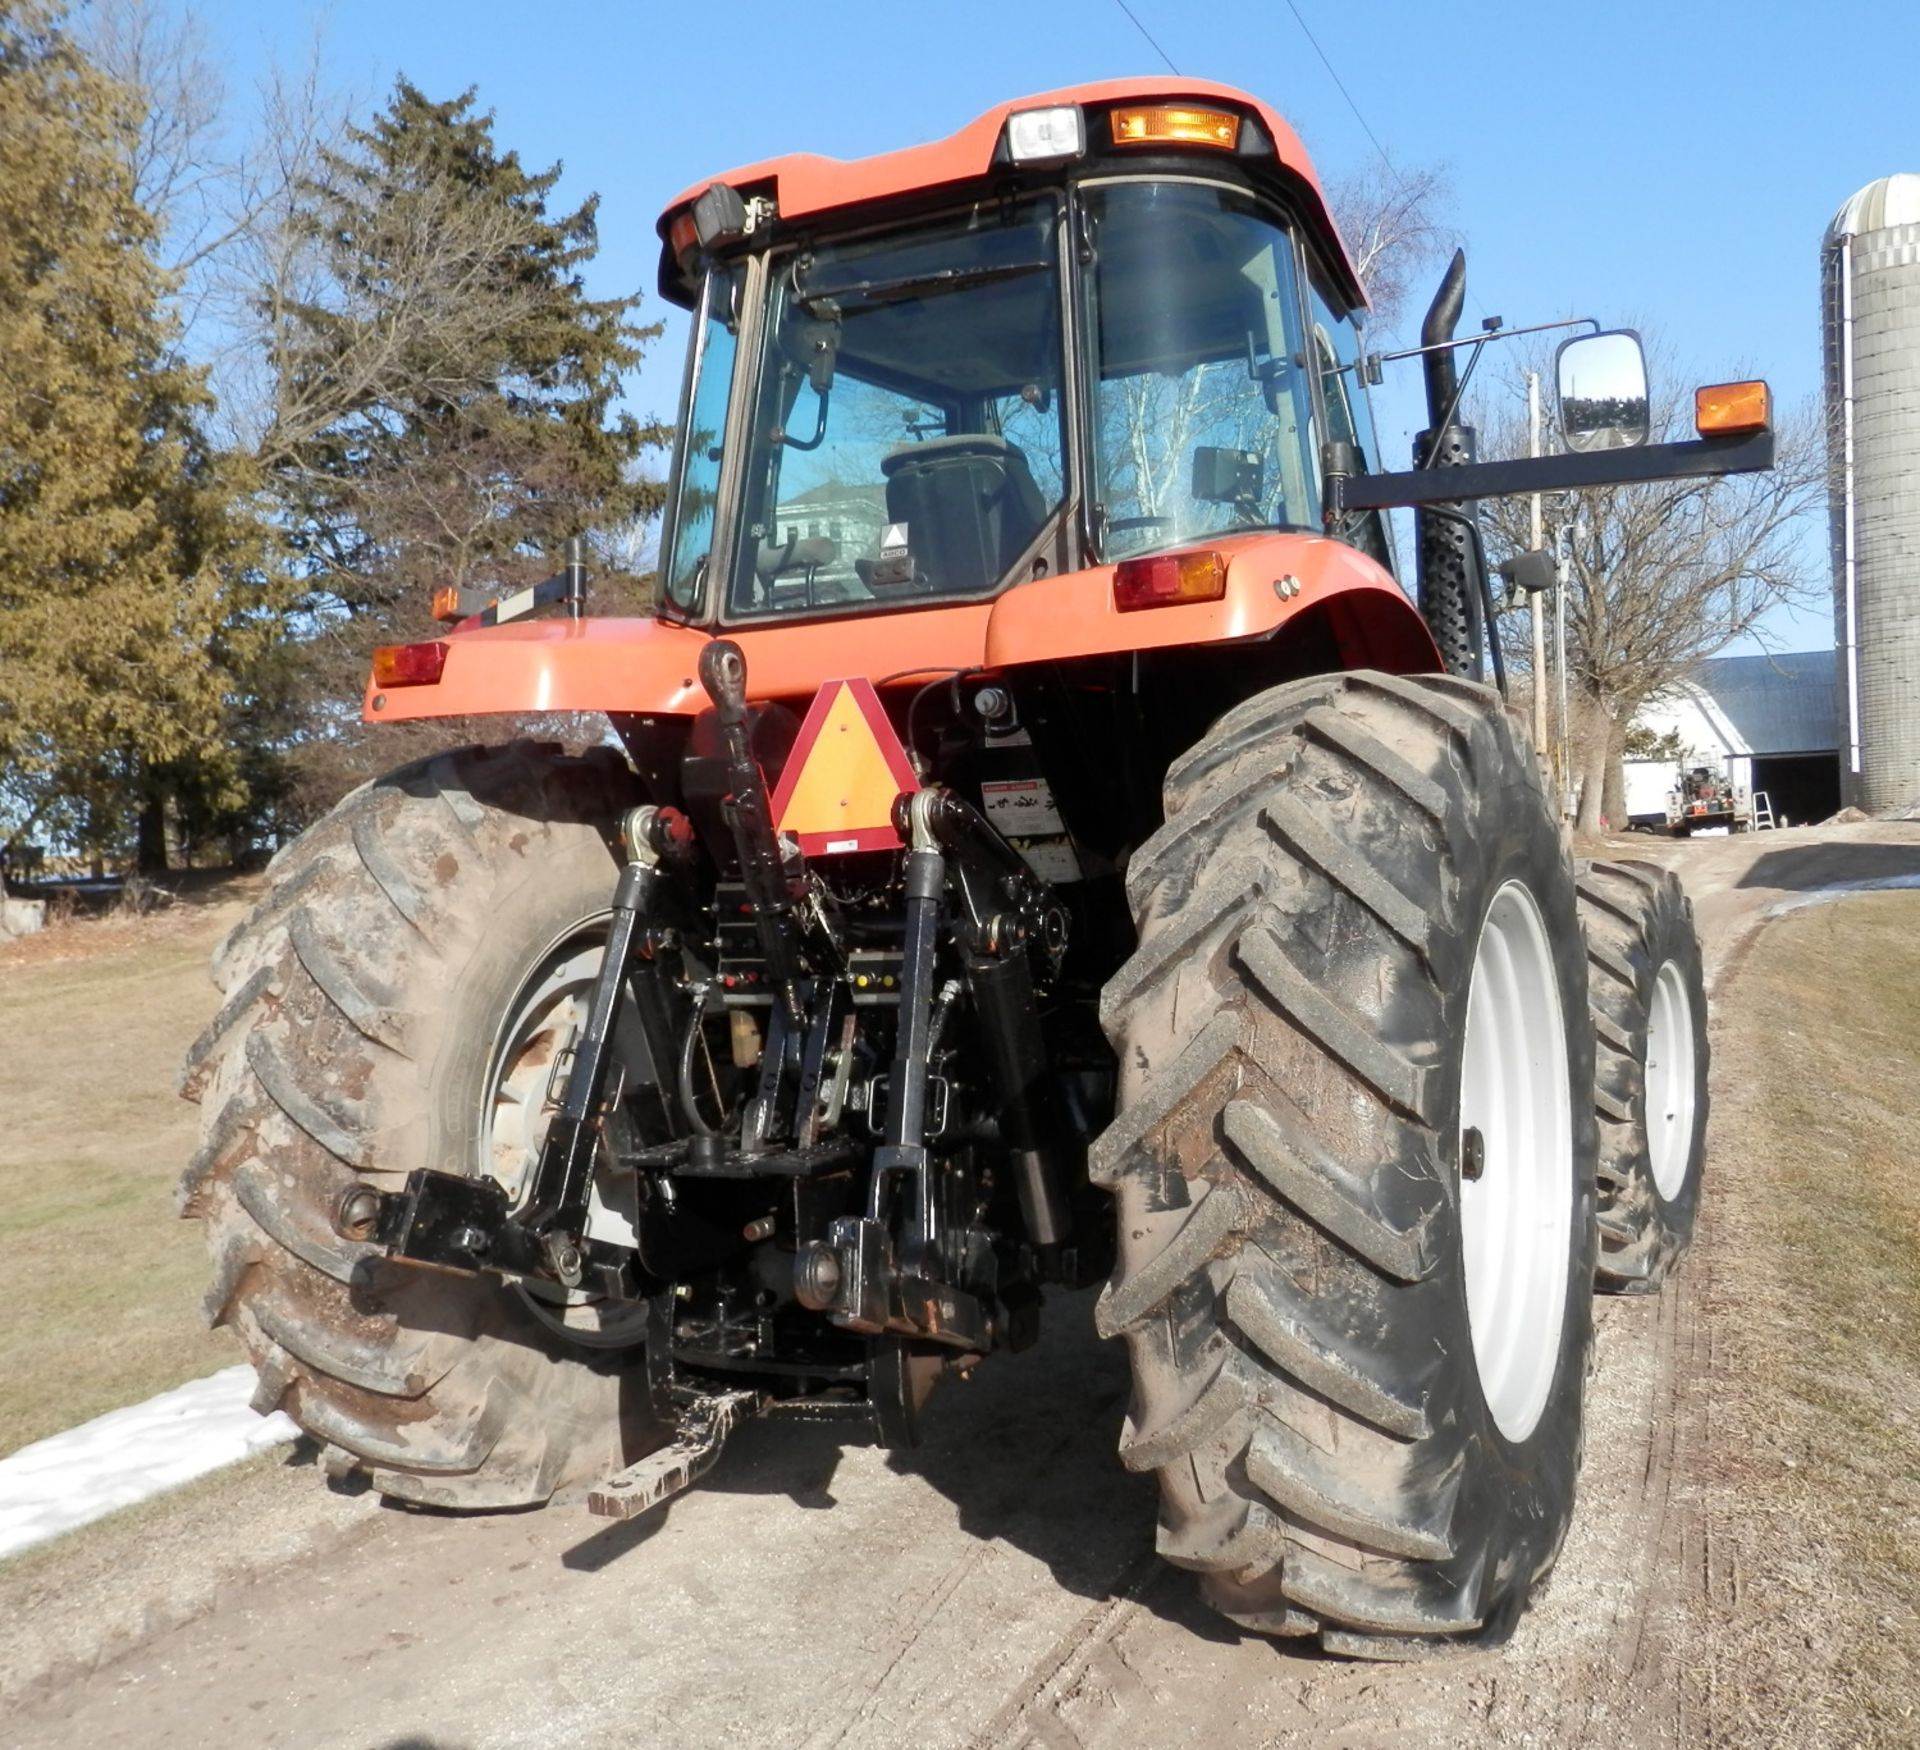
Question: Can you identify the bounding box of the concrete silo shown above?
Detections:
[1824,175,1920,812]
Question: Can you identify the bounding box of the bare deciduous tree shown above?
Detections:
[1326,161,1457,332]
[78,0,347,430]
[1477,338,1825,830]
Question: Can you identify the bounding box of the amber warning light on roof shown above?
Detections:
[1110,106,1240,150]
[770,677,920,856]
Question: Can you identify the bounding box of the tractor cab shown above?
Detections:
[653,85,1389,629]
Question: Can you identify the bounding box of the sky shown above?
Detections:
[172,0,1916,654]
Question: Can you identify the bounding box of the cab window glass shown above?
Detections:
[1306,268,1392,571]
[662,268,744,613]
[727,199,1067,618]
[1083,181,1319,561]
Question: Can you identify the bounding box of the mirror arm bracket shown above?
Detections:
[1335,430,1776,513]
[1373,314,1600,368]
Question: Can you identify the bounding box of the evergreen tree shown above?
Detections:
[268,80,665,638]
[0,1,246,872]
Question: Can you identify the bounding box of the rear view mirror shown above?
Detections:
[1556,330,1649,453]
[1497,549,1557,594]
[1192,445,1262,506]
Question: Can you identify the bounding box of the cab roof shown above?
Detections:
[657,77,1365,310]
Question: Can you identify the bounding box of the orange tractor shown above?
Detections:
[182,79,1760,1654]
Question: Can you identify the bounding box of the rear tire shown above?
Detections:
[1577,860,1709,1293]
[1094,671,1597,1656]
[177,742,663,1508]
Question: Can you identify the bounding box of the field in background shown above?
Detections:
[1692,890,1920,1743]
[0,879,262,1456]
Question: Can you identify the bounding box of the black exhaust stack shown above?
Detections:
[1413,250,1487,681]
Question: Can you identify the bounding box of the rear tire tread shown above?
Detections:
[180,742,647,1507]
[1097,672,1596,1656]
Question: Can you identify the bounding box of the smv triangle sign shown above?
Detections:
[769,677,919,855]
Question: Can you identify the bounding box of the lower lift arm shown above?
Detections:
[337,804,693,1297]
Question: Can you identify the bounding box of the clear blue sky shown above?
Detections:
[180,0,1913,653]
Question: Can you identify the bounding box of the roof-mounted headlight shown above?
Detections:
[692,182,751,250]
[1005,105,1085,166]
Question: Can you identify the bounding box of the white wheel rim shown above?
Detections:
[1644,959,1697,1200]
[1459,881,1575,1443]
[484,924,650,1347]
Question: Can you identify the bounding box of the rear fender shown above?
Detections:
[982,532,1440,674]
[362,604,998,722]
[362,536,1437,725]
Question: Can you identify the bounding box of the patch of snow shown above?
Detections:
[1763,874,1920,918]
[0,1365,296,1562]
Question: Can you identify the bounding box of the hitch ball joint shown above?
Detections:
[794,1242,843,1311]
[335,1185,383,1241]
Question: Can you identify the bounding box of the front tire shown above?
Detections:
[177,742,664,1507]
[1094,672,1597,1656]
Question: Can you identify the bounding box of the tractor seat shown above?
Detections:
[873,434,1047,594]
[756,534,838,580]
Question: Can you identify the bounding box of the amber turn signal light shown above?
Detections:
[1110,106,1240,150]
[430,587,465,623]
[1113,549,1228,611]
[1695,380,1771,437]
[667,208,700,270]
[371,641,449,688]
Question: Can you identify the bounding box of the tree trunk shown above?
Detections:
[1576,724,1611,835]
[1566,691,1612,833]
[1601,717,1629,831]
[135,769,169,877]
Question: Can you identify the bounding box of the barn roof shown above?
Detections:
[1671,651,1840,755]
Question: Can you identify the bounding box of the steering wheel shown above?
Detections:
[1105,515,1176,533]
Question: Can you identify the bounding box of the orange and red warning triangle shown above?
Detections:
[770,677,919,855]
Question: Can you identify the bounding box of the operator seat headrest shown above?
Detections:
[756,534,838,580]
[876,434,1049,594]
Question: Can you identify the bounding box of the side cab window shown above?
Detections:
[1305,268,1394,574]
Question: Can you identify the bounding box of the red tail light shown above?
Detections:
[371,641,449,688]
[1112,549,1228,611]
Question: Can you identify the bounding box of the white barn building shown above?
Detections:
[1629,651,1843,827]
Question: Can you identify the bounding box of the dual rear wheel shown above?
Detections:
[1095,672,1708,1654]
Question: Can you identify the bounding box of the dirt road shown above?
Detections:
[10,822,1920,1749]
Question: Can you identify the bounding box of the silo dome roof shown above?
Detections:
[1829,174,1920,240]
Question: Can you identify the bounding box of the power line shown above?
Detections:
[1279,0,1399,179]
[1281,0,1489,322]
[1111,0,1180,76]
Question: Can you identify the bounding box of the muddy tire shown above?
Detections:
[177,742,662,1508]
[1578,860,1709,1293]
[1094,671,1597,1657]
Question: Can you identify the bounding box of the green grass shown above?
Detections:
[0,893,257,1455]
[1708,892,1920,1745]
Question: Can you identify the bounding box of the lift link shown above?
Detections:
[808,784,1070,1356]
[904,787,1072,1253]
[824,790,963,1339]
[340,804,693,1297]
[697,638,813,1021]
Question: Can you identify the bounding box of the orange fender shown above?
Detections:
[983,533,1440,673]
[363,537,1437,724]
[362,604,998,722]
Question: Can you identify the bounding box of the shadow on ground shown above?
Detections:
[559,1287,1217,1636]
[1737,839,1920,892]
